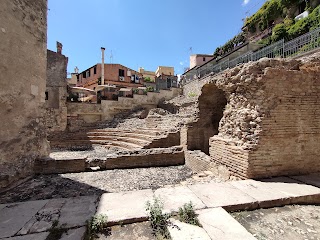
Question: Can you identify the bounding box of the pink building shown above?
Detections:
[190,54,215,69]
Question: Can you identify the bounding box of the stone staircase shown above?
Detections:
[49,128,180,151]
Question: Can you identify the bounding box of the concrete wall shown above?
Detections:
[204,58,320,179]
[46,50,68,133]
[0,0,48,188]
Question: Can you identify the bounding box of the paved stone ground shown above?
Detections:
[0,166,193,204]
[232,205,320,240]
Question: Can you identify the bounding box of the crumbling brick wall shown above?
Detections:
[46,49,68,133]
[186,82,227,154]
[0,0,49,188]
[205,57,320,179]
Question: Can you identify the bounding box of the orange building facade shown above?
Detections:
[77,63,144,90]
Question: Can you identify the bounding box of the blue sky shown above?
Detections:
[48,0,266,75]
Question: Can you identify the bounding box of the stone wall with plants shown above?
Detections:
[202,56,320,179]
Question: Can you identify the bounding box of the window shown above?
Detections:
[203,57,206,61]
[119,69,125,77]
[82,72,86,78]
[77,75,79,82]
[94,66,97,74]
[45,91,48,100]
[86,70,90,78]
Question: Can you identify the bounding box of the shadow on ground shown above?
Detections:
[0,174,106,204]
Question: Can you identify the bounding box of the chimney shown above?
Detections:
[57,41,63,54]
[101,47,105,85]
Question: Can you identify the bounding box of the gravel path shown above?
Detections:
[0,165,193,204]
[232,205,320,240]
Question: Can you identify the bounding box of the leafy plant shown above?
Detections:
[146,197,171,239]
[178,202,201,227]
[188,91,197,97]
[86,214,108,239]
[144,77,153,82]
[146,86,155,92]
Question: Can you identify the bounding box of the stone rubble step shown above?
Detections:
[197,208,257,240]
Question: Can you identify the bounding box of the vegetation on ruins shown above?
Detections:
[177,202,201,227]
[146,86,155,92]
[144,76,153,82]
[259,5,320,45]
[213,0,320,57]
[86,214,109,239]
[146,196,171,239]
[188,91,197,97]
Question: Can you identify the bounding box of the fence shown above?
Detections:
[183,26,320,84]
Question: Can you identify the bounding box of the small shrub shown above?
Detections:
[188,91,197,97]
[146,86,155,92]
[86,214,108,239]
[144,77,153,82]
[178,202,201,227]
[146,197,171,239]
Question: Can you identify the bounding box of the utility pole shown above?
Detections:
[101,47,105,85]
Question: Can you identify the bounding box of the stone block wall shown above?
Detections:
[46,50,68,133]
[207,57,320,179]
[0,0,48,188]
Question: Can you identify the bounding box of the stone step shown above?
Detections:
[97,177,320,226]
[50,139,145,150]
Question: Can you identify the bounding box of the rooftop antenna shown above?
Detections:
[110,50,113,63]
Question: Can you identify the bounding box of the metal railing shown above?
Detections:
[183,26,320,85]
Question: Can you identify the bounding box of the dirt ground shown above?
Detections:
[232,205,320,240]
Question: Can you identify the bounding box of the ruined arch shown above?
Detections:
[186,83,227,154]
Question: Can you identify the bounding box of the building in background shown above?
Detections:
[155,66,174,77]
[189,54,215,69]
[77,63,143,90]
[138,67,155,81]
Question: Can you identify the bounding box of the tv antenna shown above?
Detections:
[110,50,113,63]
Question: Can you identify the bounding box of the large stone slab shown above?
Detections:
[291,173,320,188]
[58,196,98,228]
[60,227,87,240]
[197,208,257,240]
[168,218,211,240]
[96,189,154,225]
[154,186,205,214]
[0,200,48,239]
[17,198,66,235]
[260,177,320,204]
[230,179,291,208]
[1,232,49,240]
[188,182,258,211]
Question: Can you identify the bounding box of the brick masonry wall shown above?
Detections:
[0,0,49,189]
[206,57,320,179]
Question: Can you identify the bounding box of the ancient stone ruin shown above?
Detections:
[185,56,320,179]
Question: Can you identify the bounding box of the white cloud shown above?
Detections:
[243,0,250,6]
[179,61,184,66]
